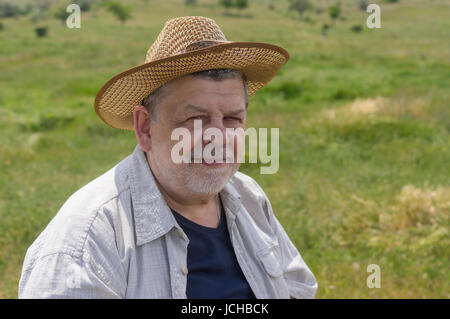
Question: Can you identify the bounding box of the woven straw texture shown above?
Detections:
[95,16,290,130]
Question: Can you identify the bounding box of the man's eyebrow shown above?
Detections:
[183,104,209,113]
[183,104,245,115]
[226,109,245,116]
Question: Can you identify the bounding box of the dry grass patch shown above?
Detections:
[307,96,429,128]
[336,184,450,252]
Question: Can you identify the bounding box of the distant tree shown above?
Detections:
[303,15,315,24]
[53,5,68,24]
[106,1,131,24]
[29,9,45,23]
[288,0,311,17]
[350,24,363,33]
[0,1,32,18]
[35,26,48,38]
[74,0,93,12]
[329,4,340,19]
[235,0,248,10]
[34,0,52,13]
[28,0,52,23]
[185,0,197,5]
[357,0,368,11]
[321,23,330,37]
[219,0,233,10]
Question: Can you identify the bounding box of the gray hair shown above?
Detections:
[142,68,248,122]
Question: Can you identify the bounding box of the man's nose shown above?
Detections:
[202,118,227,145]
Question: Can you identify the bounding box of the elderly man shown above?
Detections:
[19,16,317,299]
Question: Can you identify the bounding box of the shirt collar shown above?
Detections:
[128,144,242,246]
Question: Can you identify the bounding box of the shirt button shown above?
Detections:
[181,266,188,276]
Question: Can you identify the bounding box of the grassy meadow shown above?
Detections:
[0,0,449,298]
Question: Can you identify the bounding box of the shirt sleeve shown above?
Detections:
[251,179,318,299]
[269,212,318,299]
[18,251,122,299]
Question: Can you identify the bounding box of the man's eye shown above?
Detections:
[188,116,203,121]
[225,117,241,122]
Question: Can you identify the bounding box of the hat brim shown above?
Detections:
[94,41,290,130]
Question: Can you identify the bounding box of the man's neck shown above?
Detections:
[158,181,221,228]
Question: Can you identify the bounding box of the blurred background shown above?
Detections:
[0,0,449,298]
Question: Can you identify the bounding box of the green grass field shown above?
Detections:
[0,0,449,298]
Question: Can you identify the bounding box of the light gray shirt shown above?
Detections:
[18,144,317,299]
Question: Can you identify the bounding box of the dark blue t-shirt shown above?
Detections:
[171,201,256,299]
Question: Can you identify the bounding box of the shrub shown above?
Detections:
[0,0,32,18]
[185,0,197,5]
[262,81,302,100]
[288,0,311,17]
[235,0,248,10]
[29,9,43,23]
[106,0,131,24]
[218,0,248,13]
[321,23,330,36]
[303,15,315,24]
[53,5,68,24]
[29,0,52,23]
[350,24,363,33]
[35,26,48,38]
[34,0,52,12]
[357,0,368,11]
[331,87,356,100]
[74,0,93,12]
[219,0,233,9]
[329,4,341,19]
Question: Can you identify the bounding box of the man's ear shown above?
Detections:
[133,105,152,152]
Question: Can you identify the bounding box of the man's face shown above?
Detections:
[147,75,247,196]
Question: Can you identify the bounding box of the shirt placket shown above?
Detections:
[224,204,263,299]
[165,226,189,299]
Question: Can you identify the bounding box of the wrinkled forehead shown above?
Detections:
[176,103,246,117]
[164,78,247,116]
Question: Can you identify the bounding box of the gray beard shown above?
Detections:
[152,150,238,195]
[182,164,238,195]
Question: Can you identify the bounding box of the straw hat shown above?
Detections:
[94,16,290,130]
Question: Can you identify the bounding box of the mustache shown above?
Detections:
[189,147,235,163]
